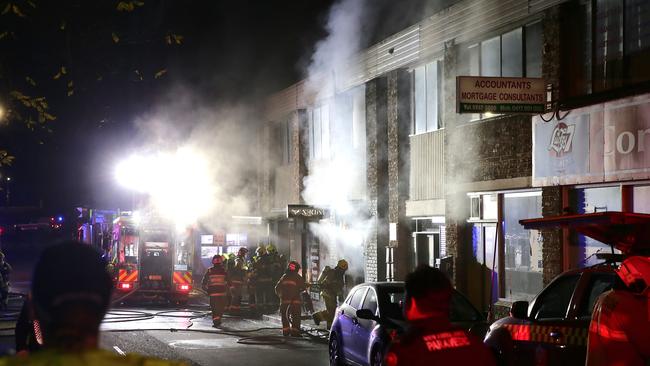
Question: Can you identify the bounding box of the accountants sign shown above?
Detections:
[457,76,546,114]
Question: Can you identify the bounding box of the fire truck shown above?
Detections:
[111,212,194,304]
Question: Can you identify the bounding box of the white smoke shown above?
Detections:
[302,0,370,281]
[113,87,261,234]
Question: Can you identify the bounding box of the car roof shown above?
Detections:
[520,211,650,255]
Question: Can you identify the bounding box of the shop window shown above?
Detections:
[413,59,443,134]
[575,186,621,267]
[503,192,543,301]
[633,185,650,213]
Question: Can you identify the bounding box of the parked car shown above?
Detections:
[328,281,488,366]
[484,264,621,365]
[484,211,650,366]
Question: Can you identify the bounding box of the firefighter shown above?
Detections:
[202,255,230,327]
[275,261,306,337]
[312,259,348,329]
[384,265,495,366]
[267,244,285,309]
[586,255,650,366]
[0,241,187,365]
[0,251,12,310]
[228,258,247,314]
[252,246,273,314]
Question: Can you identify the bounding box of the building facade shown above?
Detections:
[259,0,650,314]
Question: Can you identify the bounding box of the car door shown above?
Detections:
[353,287,378,365]
[341,286,368,361]
[525,273,581,366]
[566,272,621,365]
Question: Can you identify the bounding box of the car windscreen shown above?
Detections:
[378,286,482,322]
[450,291,483,322]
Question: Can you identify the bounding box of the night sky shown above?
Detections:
[0,0,451,213]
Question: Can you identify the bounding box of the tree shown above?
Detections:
[0,0,184,166]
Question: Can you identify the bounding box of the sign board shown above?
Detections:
[200,235,214,245]
[533,93,650,186]
[287,204,327,220]
[457,76,546,114]
[201,246,222,259]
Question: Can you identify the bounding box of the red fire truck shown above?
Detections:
[111,212,194,304]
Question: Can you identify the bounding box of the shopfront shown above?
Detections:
[467,190,543,310]
[533,93,650,268]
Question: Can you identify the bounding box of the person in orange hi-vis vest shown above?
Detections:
[586,256,650,366]
[275,261,306,336]
[384,265,495,366]
[202,255,230,327]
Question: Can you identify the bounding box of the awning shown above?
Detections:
[519,211,650,254]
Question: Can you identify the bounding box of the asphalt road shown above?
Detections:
[0,292,330,366]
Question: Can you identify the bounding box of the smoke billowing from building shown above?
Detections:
[302,0,370,279]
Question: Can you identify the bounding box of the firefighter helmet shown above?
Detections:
[266,244,277,254]
[337,259,348,271]
[288,261,301,272]
[238,247,249,257]
[256,246,267,256]
[212,255,224,265]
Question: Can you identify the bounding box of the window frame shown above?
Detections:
[411,59,444,135]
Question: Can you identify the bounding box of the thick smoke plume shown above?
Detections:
[115,85,261,233]
[302,0,370,280]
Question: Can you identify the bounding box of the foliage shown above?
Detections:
[0,0,184,166]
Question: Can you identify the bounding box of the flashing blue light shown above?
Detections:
[57,216,64,223]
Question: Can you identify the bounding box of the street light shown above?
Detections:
[5,176,10,206]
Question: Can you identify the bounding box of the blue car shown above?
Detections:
[328,282,488,366]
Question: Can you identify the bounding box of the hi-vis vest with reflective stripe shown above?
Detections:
[202,266,228,294]
[503,323,589,346]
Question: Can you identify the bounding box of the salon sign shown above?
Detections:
[533,94,650,186]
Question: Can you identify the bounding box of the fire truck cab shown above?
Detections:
[111,212,194,304]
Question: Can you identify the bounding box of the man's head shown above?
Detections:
[212,254,224,266]
[404,265,452,321]
[31,241,112,349]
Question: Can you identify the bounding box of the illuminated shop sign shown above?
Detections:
[533,94,650,186]
[287,204,327,219]
[456,76,546,114]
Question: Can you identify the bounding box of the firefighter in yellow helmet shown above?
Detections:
[202,255,230,327]
[275,261,306,336]
[0,241,187,366]
[313,259,348,329]
[251,246,273,314]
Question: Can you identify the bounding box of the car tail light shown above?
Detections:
[118,282,133,290]
[177,284,191,292]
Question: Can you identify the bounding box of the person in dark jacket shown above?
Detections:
[202,255,230,327]
[0,251,12,310]
[384,265,495,366]
[275,261,306,336]
[228,258,247,314]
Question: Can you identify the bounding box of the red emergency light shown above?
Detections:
[177,284,191,292]
[118,282,133,291]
